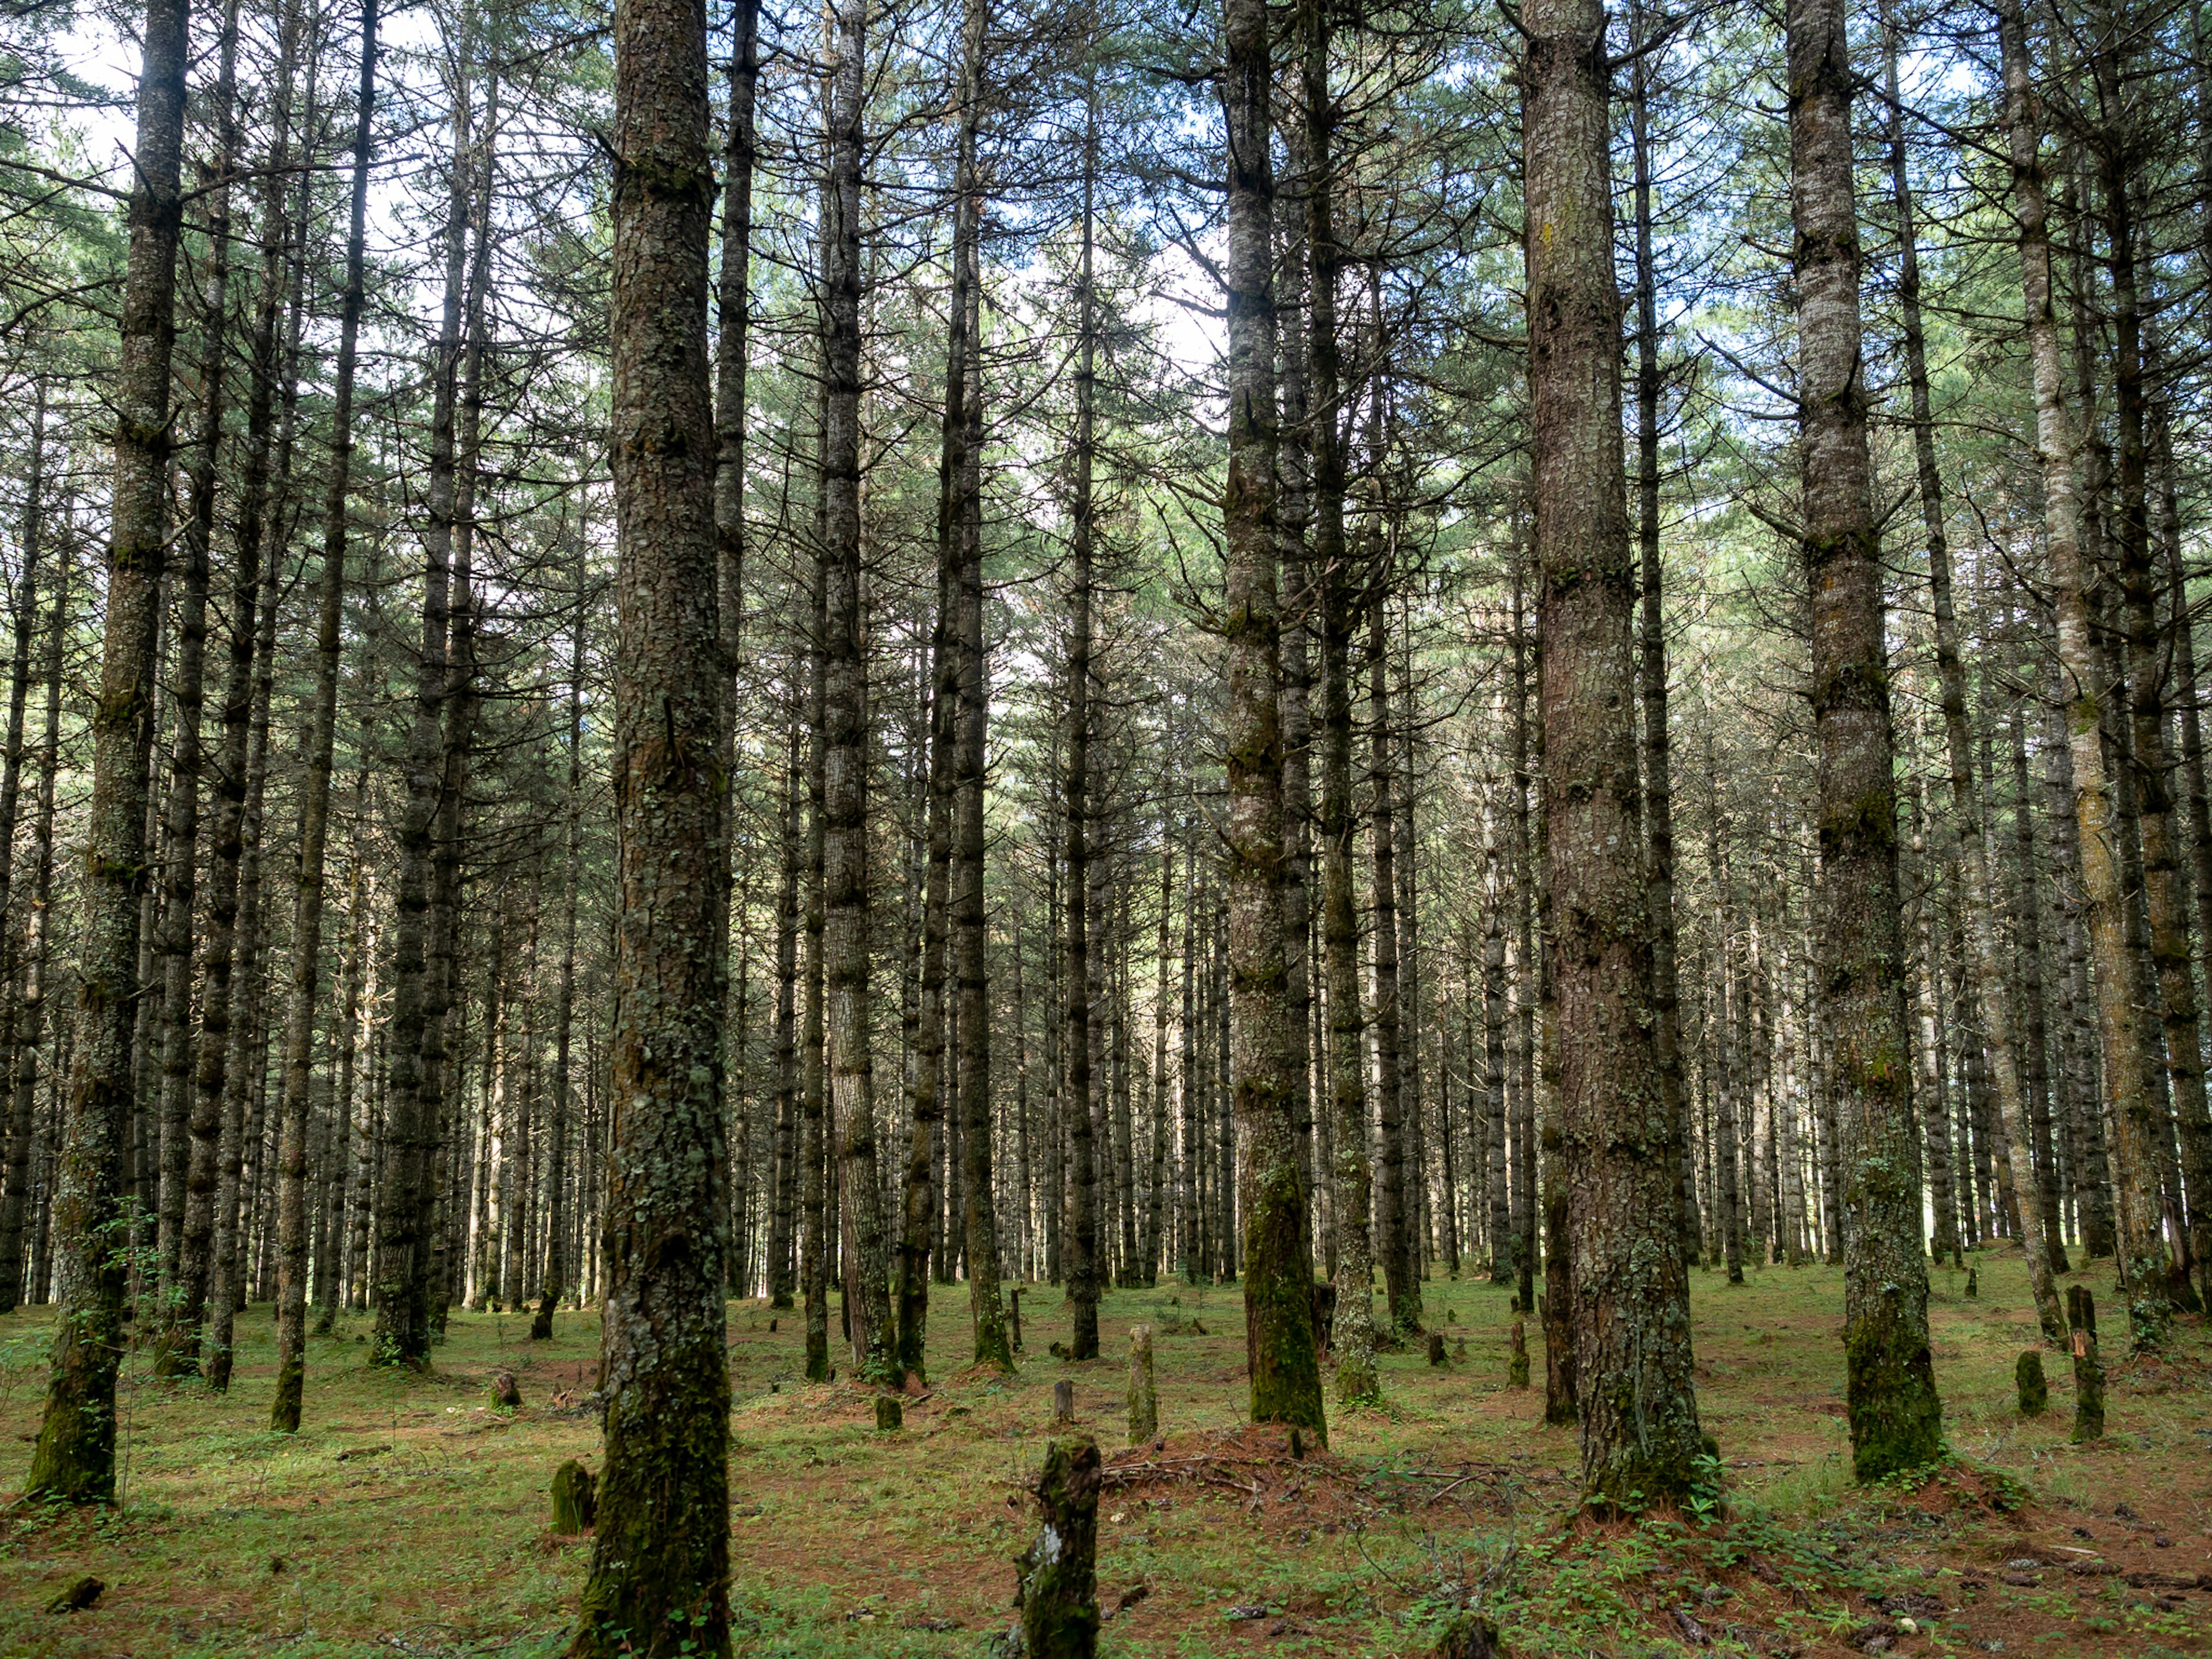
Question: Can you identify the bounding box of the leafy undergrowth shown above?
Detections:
[0,1251,2202,1656]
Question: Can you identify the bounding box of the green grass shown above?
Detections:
[0,1247,2202,1656]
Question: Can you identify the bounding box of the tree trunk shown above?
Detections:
[1062,77,1102,1363]
[26,0,192,1503]
[1221,0,1320,1434]
[374,33,471,1368]
[1628,0,1694,1267]
[569,0,730,1631]
[272,0,373,1430]
[2000,0,2162,1332]
[154,0,240,1313]
[533,540,585,1340]
[1792,0,1943,1475]
[819,0,893,1385]
[0,543,68,1315]
[1881,0,2062,1341]
[1523,0,1703,1500]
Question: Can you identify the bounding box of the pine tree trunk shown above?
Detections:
[818,0,893,1384]
[1062,79,1102,1363]
[2100,108,2210,1324]
[569,0,731,1628]
[374,35,471,1368]
[768,719,801,1308]
[26,0,191,1503]
[272,0,373,1430]
[421,77,498,1339]
[533,543,585,1340]
[1221,0,1319,1429]
[1793,0,1942,1474]
[1524,0,1702,1498]
[154,0,240,1313]
[1999,0,2163,1331]
[1881,3,2059,1338]
[1628,0,1694,1268]
[0,545,68,1315]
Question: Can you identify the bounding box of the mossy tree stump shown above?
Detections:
[2015,1350,2047,1415]
[1433,1611,1500,1658]
[876,1395,903,1433]
[2068,1285,2104,1442]
[1127,1327,1157,1444]
[1014,1434,1101,1659]
[1508,1319,1529,1389]
[1052,1379,1075,1426]
[551,1460,597,1535]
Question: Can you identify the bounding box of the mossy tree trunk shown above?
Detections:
[25,0,192,1505]
[567,0,732,1634]
[1522,0,1703,1503]
[1222,0,1323,1440]
[1790,0,1942,1478]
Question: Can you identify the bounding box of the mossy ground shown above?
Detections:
[0,1249,2204,1656]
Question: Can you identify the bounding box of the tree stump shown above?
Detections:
[1014,1434,1101,1659]
[2015,1350,2047,1416]
[1126,1326,1157,1444]
[551,1460,597,1534]
[876,1395,904,1433]
[1508,1319,1529,1389]
[2068,1284,2104,1442]
[492,1370,522,1410]
[1427,1331,1447,1366]
[1010,1286,1023,1351]
[43,1576,104,1615]
[1052,1378,1075,1426]
[1433,1611,1501,1658]
[1965,1265,1979,1299]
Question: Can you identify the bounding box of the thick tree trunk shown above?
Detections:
[568,0,731,1633]
[1523,0,1703,1502]
[1791,0,1942,1476]
[1221,0,1320,1435]
[26,0,192,1504]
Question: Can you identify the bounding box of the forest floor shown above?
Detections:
[0,1251,2203,1657]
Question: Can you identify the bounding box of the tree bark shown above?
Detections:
[818,0,894,1385]
[0,542,68,1315]
[272,0,373,1431]
[1062,76,1101,1363]
[568,0,730,1631]
[1221,0,1321,1435]
[26,0,192,1504]
[1791,0,1942,1476]
[1998,0,2165,1337]
[1523,0,1703,1501]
